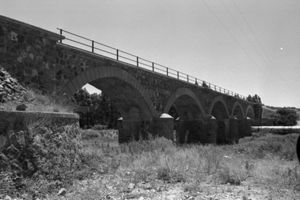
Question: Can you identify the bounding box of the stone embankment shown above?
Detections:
[0,66,26,103]
[0,67,81,198]
[0,111,80,198]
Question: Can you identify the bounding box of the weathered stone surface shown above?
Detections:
[0,66,26,104]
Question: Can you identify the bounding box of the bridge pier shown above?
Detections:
[151,115,174,140]
[117,114,174,143]
[173,117,253,145]
[228,118,239,144]
[238,118,252,139]
[175,117,221,144]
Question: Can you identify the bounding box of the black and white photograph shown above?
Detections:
[0,0,300,199]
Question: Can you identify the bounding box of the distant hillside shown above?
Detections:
[262,106,277,119]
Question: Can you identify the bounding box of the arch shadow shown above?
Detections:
[246,105,255,119]
[208,96,230,119]
[231,102,245,119]
[163,88,206,117]
[61,66,157,117]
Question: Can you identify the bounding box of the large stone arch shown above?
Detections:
[231,102,245,119]
[61,66,157,118]
[163,88,206,117]
[246,105,255,119]
[208,96,230,119]
[209,96,230,144]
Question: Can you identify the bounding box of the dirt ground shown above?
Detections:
[50,174,300,200]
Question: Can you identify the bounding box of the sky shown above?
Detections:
[1,0,300,107]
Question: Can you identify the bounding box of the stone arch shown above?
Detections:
[246,105,255,119]
[61,66,157,118]
[209,96,230,144]
[208,96,230,119]
[231,102,245,119]
[163,88,206,117]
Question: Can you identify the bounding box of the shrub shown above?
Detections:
[272,108,298,126]
[157,166,185,183]
[235,133,297,160]
[217,158,248,185]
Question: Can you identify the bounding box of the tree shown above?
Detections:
[247,94,262,104]
[73,89,120,128]
[272,108,298,126]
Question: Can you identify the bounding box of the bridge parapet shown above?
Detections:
[57,28,248,101]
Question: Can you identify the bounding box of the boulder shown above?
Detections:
[16,104,27,111]
[58,188,67,196]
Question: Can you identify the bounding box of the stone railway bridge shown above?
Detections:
[0,16,262,143]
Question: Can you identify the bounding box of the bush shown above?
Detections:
[272,108,298,126]
[235,133,297,160]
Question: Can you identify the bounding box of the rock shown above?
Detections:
[0,153,9,162]
[5,144,20,159]
[15,131,26,147]
[143,183,152,190]
[128,183,135,190]
[16,104,27,111]
[0,135,7,150]
[0,67,27,104]
[4,195,12,200]
[58,188,67,196]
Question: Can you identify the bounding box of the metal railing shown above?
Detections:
[57,28,247,101]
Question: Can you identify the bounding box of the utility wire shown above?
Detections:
[201,0,262,68]
[220,0,269,68]
[230,0,273,66]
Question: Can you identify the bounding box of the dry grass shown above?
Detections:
[78,130,300,188]
[34,130,300,199]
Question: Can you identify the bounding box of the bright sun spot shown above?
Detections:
[280,47,284,51]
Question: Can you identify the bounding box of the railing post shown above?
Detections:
[187,75,189,82]
[92,40,94,53]
[59,29,62,43]
[166,68,168,76]
[177,71,179,79]
[116,49,119,60]
[137,57,139,67]
[152,62,154,72]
